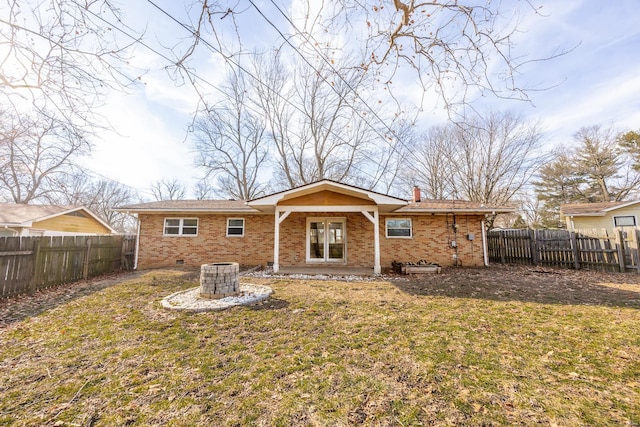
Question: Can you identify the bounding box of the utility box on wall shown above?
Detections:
[467,233,475,241]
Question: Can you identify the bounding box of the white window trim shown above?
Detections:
[306,217,347,264]
[385,217,412,239]
[613,215,637,227]
[163,217,199,237]
[226,217,245,237]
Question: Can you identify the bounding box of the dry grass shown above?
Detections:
[1,266,639,426]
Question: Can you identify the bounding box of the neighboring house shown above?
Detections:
[560,200,640,236]
[0,204,116,237]
[114,180,514,273]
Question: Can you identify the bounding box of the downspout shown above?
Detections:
[133,213,140,270]
[481,219,489,266]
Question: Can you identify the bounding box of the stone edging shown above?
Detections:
[161,283,273,312]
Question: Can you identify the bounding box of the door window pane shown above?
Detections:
[310,222,325,259]
[328,222,344,259]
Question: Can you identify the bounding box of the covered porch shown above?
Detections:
[247,180,408,274]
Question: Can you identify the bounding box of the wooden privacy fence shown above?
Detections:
[0,235,136,299]
[487,229,640,273]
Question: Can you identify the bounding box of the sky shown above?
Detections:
[80,0,640,200]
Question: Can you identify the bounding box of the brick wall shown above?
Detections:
[137,212,486,270]
[137,214,274,269]
[379,214,485,268]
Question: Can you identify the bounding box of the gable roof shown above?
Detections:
[247,179,408,212]
[560,200,640,217]
[0,203,116,232]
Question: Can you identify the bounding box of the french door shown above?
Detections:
[307,218,346,263]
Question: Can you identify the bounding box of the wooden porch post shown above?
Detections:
[373,209,381,274]
[361,208,381,274]
[273,208,280,273]
[273,208,291,273]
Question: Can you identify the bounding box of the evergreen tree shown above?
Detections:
[619,130,640,171]
[533,152,586,227]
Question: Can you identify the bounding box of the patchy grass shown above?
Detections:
[1,267,639,426]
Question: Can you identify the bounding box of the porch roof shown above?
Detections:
[247,180,407,213]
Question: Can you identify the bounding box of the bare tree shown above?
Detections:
[192,70,270,200]
[448,111,547,207]
[49,172,140,233]
[253,51,397,190]
[174,1,567,115]
[0,0,140,134]
[0,110,88,203]
[193,180,216,200]
[402,111,546,228]
[151,178,187,201]
[402,125,456,199]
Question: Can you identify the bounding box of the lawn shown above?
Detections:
[1,266,639,426]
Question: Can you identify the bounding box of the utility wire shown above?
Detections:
[63,0,405,190]
[144,0,408,187]
[252,0,427,168]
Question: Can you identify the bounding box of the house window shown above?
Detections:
[164,218,198,236]
[386,218,412,238]
[614,215,636,227]
[227,218,245,237]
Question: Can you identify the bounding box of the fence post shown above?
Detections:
[615,230,626,273]
[570,232,580,270]
[28,238,40,295]
[83,238,92,279]
[529,229,538,265]
[634,229,640,274]
[499,231,506,264]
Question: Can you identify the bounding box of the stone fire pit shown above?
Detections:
[161,262,273,312]
[200,262,240,299]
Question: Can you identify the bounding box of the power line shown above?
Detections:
[67,0,406,189]
[252,0,427,168]
[143,0,409,187]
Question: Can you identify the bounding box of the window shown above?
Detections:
[386,218,412,238]
[227,218,245,237]
[164,218,198,236]
[614,215,637,227]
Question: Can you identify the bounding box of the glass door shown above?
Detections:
[307,218,345,262]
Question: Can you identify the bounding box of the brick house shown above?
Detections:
[115,180,514,273]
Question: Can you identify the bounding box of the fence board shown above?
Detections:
[0,234,136,299]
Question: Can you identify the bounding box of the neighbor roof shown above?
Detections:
[0,203,115,232]
[560,200,640,217]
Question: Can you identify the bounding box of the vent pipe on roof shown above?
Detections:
[412,186,421,203]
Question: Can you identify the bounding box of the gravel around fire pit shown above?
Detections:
[161,283,273,312]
